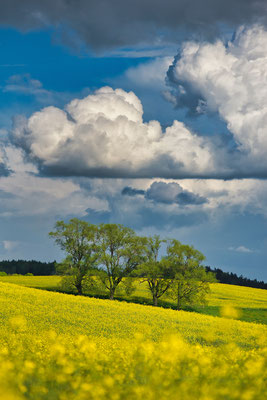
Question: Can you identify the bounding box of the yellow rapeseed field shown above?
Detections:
[0,281,266,399]
[1,275,266,323]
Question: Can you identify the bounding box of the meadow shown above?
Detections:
[0,279,266,399]
[0,275,266,324]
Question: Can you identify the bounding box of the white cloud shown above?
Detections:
[125,57,173,88]
[168,25,267,174]
[175,178,267,218]
[11,86,216,178]
[0,147,108,218]
[3,74,54,103]
[229,245,254,253]
[1,149,267,233]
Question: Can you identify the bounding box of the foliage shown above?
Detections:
[168,267,214,309]
[0,271,7,276]
[49,218,265,310]
[120,277,136,296]
[49,219,98,295]
[0,260,56,275]
[167,240,215,309]
[59,275,104,295]
[134,235,173,306]
[0,281,266,399]
[97,224,146,299]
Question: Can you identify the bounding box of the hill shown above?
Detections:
[0,280,266,399]
[0,275,266,324]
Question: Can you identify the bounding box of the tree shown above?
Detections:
[135,235,173,306]
[49,219,98,295]
[167,240,215,310]
[97,223,146,300]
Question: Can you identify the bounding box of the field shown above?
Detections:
[0,279,266,399]
[0,275,266,324]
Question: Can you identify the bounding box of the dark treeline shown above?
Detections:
[206,266,267,289]
[0,260,56,275]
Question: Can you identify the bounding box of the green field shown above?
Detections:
[0,275,266,324]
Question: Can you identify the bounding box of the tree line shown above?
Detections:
[206,266,267,290]
[0,236,265,293]
[0,259,55,275]
[49,218,216,309]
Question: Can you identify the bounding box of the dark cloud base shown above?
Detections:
[1,0,267,50]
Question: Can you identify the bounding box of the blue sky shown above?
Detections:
[0,1,267,281]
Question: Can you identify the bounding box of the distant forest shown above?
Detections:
[0,259,266,289]
[0,260,56,276]
[206,266,267,290]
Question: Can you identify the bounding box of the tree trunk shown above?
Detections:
[153,295,158,306]
[109,288,115,300]
[76,281,83,295]
[177,282,181,310]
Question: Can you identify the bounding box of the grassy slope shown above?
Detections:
[0,275,266,324]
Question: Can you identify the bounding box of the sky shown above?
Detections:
[0,0,267,280]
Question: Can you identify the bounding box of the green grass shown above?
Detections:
[0,275,266,324]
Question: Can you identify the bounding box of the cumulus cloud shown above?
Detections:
[1,1,267,51]
[167,25,267,177]
[146,181,189,204]
[123,181,207,205]
[9,24,267,180]
[11,86,217,178]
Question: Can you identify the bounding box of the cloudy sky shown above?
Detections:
[0,0,267,280]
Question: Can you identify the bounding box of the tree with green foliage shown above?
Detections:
[167,239,215,310]
[97,223,146,300]
[49,219,98,295]
[135,235,173,306]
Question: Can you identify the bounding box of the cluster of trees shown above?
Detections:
[0,258,264,291]
[50,219,215,309]
[206,267,267,290]
[0,260,56,275]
